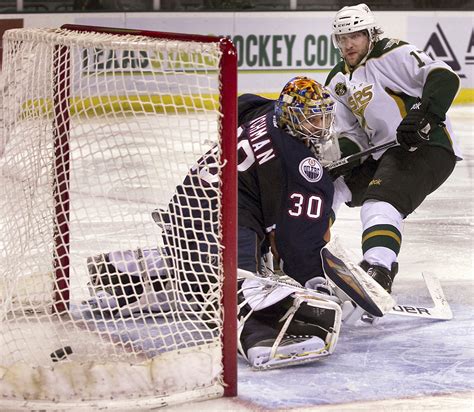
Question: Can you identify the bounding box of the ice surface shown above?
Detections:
[233,104,474,410]
[2,103,471,411]
[169,104,474,411]
[68,105,474,411]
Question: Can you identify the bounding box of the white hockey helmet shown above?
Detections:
[331,3,381,50]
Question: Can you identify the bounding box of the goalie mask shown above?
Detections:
[275,76,335,157]
[332,3,383,64]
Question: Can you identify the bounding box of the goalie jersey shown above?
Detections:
[164,101,335,285]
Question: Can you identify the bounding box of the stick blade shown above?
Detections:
[389,272,453,320]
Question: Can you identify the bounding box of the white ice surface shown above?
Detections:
[1,105,471,412]
[167,105,474,411]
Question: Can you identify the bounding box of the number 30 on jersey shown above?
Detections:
[288,193,323,219]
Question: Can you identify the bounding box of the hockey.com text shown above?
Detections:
[230,34,340,68]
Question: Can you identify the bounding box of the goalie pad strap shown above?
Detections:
[240,278,296,311]
[270,297,302,359]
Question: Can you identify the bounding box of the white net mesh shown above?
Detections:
[0,27,231,408]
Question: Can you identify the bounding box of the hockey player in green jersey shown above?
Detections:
[325,3,461,294]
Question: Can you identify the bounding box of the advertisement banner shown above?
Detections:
[0,11,472,100]
[407,16,473,101]
[74,12,474,97]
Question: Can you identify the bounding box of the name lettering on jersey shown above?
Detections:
[348,84,374,129]
[247,114,276,165]
[248,115,268,140]
[299,157,323,183]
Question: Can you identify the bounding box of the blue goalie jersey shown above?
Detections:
[238,111,335,284]
[163,98,335,285]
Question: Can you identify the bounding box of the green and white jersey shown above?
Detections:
[325,38,461,160]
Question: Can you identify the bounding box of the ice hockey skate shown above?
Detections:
[360,260,399,293]
[246,334,329,370]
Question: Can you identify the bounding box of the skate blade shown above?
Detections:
[250,343,329,370]
[361,312,380,325]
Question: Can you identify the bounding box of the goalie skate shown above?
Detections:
[321,247,395,317]
[247,335,329,370]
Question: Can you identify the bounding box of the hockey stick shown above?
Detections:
[326,140,397,171]
[388,273,453,320]
[238,269,452,321]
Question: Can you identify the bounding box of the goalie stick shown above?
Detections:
[237,269,452,322]
[323,239,452,321]
[321,247,395,317]
[356,272,453,324]
[388,272,452,320]
[326,140,397,172]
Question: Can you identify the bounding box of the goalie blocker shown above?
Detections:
[321,243,395,317]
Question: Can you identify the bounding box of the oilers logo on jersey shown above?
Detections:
[299,157,323,183]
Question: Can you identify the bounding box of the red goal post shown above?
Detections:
[0,24,237,408]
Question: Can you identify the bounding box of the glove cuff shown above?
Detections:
[419,100,444,127]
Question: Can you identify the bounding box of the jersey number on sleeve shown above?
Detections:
[409,49,432,68]
[190,145,220,186]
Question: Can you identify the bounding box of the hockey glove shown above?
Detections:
[396,102,443,151]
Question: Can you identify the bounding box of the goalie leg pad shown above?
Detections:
[286,293,342,350]
[86,248,210,317]
[239,292,342,370]
[247,335,327,371]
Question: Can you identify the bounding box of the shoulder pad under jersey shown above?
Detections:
[325,60,346,86]
[368,37,408,60]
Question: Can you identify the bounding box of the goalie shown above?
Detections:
[85,77,381,370]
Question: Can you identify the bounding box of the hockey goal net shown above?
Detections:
[0,25,237,409]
